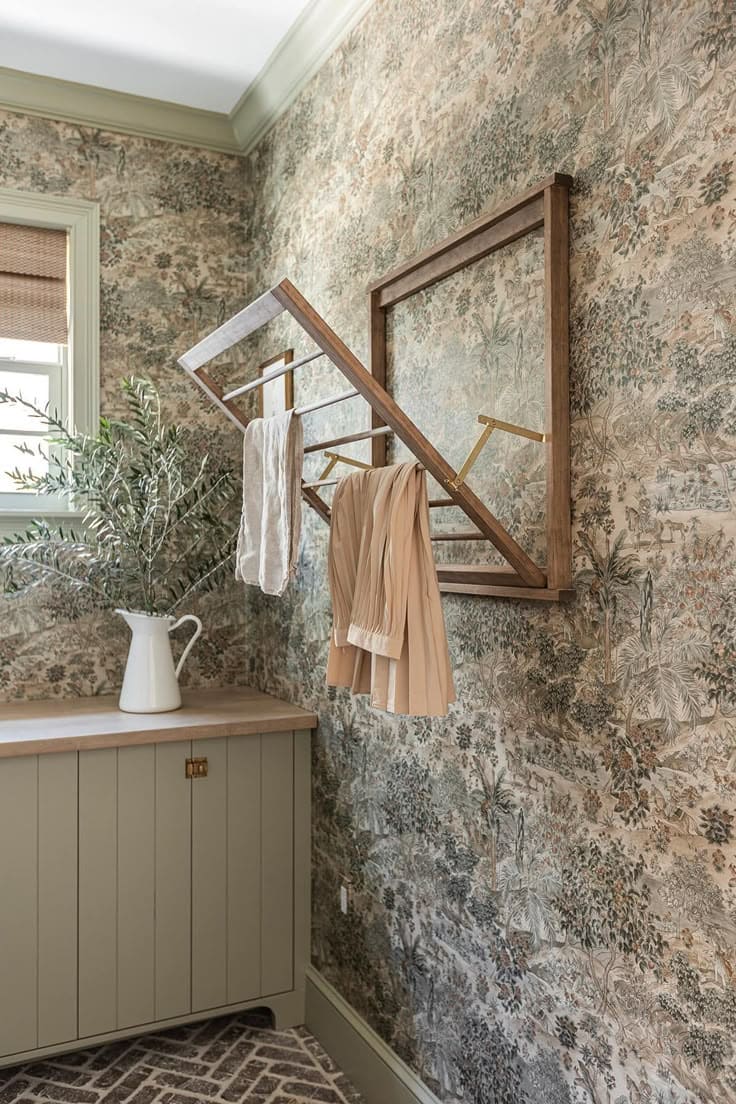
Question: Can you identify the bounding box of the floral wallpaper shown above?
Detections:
[239,0,736,1101]
[1,0,736,1098]
[387,231,548,567]
[0,110,248,700]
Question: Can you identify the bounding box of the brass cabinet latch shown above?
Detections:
[185,757,208,779]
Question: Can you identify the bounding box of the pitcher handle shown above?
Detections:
[169,614,203,681]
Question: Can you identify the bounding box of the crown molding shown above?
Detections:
[229,0,375,155]
[0,0,376,157]
[0,66,239,154]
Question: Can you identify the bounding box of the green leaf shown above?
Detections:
[0,376,240,615]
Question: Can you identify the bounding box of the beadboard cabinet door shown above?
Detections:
[79,731,295,1034]
[78,741,191,1037]
[155,740,193,1022]
[260,730,295,997]
[0,753,77,1057]
[191,732,294,1011]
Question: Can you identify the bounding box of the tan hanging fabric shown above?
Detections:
[326,462,456,717]
[0,223,68,344]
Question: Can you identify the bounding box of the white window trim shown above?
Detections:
[0,187,99,537]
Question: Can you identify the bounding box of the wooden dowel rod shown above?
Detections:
[303,477,341,488]
[430,530,488,541]
[437,564,527,586]
[282,348,327,372]
[223,349,325,402]
[304,425,393,454]
[294,388,359,416]
[429,498,456,507]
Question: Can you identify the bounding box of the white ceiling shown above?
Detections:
[0,0,313,113]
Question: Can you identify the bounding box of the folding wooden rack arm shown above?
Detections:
[178,175,572,602]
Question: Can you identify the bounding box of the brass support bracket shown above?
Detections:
[450,415,547,489]
[318,451,373,481]
[318,454,339,482]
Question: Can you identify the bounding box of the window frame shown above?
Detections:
[0,347,67,510]
[0,188,99,536]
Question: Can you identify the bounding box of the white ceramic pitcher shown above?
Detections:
[116,609,203,714]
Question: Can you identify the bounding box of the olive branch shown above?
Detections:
[0,376,240,615]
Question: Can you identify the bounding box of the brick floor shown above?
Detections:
[0,1011,364,1103]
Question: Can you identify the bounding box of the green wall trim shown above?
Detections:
[230,0,376,154]
[0,1,376,155]
[305,966,441,1104]
[0,66,239,154]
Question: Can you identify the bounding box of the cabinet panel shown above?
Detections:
[190,731,295,1009]
[227,734,262,1004]
[118,744,155,1029]
[293,730,312,992]
[38,752,78,1048]
[78,748,118,1037]
[192,737,228,1012]
[155,740,192,1021]
[0,756,38,1055]
[261,731,294,995]
[80,743,191,1035]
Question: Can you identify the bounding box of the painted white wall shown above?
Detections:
[0,0,312,112]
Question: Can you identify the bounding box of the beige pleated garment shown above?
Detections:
[326,462,455,717]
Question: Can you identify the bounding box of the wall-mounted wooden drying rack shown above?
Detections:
[178,174,573,602]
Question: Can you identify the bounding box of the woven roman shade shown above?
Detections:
[0,222,68,343]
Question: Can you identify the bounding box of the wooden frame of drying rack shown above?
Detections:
[177,174,572,602]
[369,172,572,599]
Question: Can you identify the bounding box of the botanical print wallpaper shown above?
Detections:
[387,231,548,567]
[239,0,736,1101]
[0,110,247,700]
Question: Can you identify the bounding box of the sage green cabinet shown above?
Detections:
[190,731,295,1011]
[0,726,311,1066]
[0,752,78,1057]
[78,741,192,1036]
[78,732,296,1035]
[155,740,193,1022]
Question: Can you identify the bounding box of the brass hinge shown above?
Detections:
[185,757,208,779]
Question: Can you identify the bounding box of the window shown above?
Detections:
[0,189,99,534]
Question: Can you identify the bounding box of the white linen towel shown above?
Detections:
[235,409,303,596]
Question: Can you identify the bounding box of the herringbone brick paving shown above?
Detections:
[0,1010,364,1103]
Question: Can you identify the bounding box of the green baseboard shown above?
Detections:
[305,966,441,1104]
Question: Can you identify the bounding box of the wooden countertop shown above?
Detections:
[0,686,318,758]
